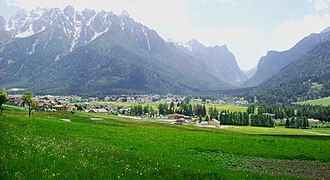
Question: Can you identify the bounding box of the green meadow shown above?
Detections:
[295,96,330,106]
[220,125,330,136]
[205,104,247,112]
[1,105,329,179]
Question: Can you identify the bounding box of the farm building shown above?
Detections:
[200,121,208,125]
[168,114,185,119]
[88,109,109,114]
[208,119,220,125]
[53,105,70,111]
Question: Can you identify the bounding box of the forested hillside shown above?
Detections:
[246,40,330,104]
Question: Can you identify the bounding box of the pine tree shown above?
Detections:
[203,105,206,116]
[247,105,255,114]
[285,118,290,128]
[199,115,203,123]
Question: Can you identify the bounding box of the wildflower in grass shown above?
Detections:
[42,168,49,175]
[14,171,22,179]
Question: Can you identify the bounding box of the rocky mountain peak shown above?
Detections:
[322,26,330,34]
[121,10,130,18]
[186,39,204,51]
[64,5,75,17]
[0,15,5,30]
[2,6,148,51]
[215,44,228,51]
[171,39,246,86]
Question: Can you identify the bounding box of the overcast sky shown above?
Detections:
[2,0,330,70]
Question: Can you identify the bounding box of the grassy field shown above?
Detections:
[221,125,330,136]
[1,105,329,179]
[205,104,247,112]
[295,96,330,106]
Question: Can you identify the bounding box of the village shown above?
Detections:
[7,93,249,127]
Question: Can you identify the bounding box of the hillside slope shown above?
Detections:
[249,40,330,103]
[244,29,330,87]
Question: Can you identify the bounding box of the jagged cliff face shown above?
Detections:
[172,39,247,86]
[2,6,158,53]
[0,6,235,95]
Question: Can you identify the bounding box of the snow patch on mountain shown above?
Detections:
[54,54,61,61]
[26,39,39,55]
[16,27,34,38]
[120,19,125,31]
[142,27,151,51]
[89,28,108,43]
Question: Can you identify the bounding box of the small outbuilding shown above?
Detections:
[53,105,69,111]
[199,121,208,125]
[88,109,109,114]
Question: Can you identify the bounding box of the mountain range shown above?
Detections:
[0,6,247,96]
[0,6,329,102]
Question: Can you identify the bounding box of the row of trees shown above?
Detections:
[296,105,330,122]
[247,104,330,122]
[130,105,156,117]
[285,117,309,129]
[157,102,276,127]
[219,111,249,125]
[251,114,275,127]
[158,102,207,117]
[204,111,273,127]
[247,104,295,118]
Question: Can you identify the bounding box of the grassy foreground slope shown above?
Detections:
[1,105,329,179]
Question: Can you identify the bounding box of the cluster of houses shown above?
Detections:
[86,104,131,115]
[8,95,81,111]
[7,95,132,115]
[163,113,221,127]
[102,94,162,104]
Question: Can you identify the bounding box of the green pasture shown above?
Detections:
[204,104,247,112]
[295,97,330,106]
[221,125,330,136]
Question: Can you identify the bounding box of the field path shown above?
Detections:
[306,131,330,136]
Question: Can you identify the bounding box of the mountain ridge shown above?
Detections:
[248,40,330,103]
[170,39,247,86]
[0,6,242,95]
[244,29,330,87]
